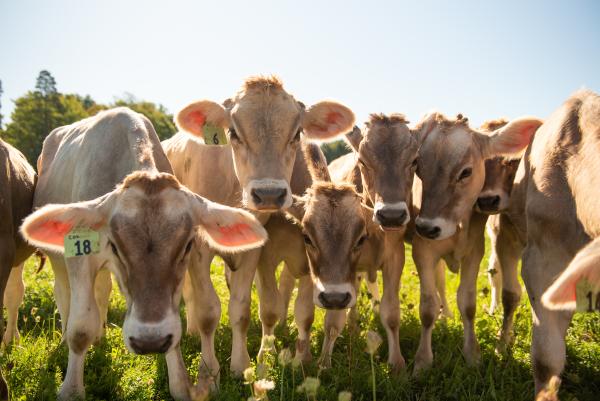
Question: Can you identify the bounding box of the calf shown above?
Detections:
[411,112,542,372]
[0,139,37,400]
[520,90,600,399]
[475,118,530,347]
[24,108,267,401]
[162,76,354,376]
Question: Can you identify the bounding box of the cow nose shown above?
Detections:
[129,334,173,354]
[376,208,408,228]
[318,292,352,309]
[477,195,500,212]
[415,221,441,239]
[251,187,288,210]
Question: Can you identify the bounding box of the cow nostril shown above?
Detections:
[276,188,287,204]
[416,223,441,239]
[318,292,352,309]
[251,188,262,205]
[477,195,501,211]
[251,187,287,208]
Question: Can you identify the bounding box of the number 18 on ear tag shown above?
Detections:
[576,279,600,312]
[64,228,100,258]
[203,123,227,145]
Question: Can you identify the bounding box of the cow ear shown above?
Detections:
[175,100,229,137]
[542,238,600,311]
[302,101,355,141]
[303,143,331,182]
[482,117,543,158]
[344,126,363,152]
[21,196,109,253]
[190,193,267,253]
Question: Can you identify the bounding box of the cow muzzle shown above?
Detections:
[415,216,456,240]
[244,179,292,211]
[476,192,506,214]
[373,201,410,230]
[123,308,181,355]
[313,281,356,310]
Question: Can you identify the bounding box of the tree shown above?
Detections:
[321,139,351,163]
[2,71,88,165]
[35,70,57,96]
[113,94,176,140]
[0,79,4,130]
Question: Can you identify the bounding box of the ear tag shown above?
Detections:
[203,123,228,145]
[576,279,600,312]
[64,227,100,258]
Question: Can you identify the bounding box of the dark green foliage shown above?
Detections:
[321,139,351,163]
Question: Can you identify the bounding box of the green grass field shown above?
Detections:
[2,243,599,401]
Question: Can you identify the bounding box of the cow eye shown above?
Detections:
[303,234,313,247]
[184,240,194,255]
[293,129,302,142]
[354,234,368,250]
[228,128,240,142]
[109,241,119,257]
[458,167,472,181]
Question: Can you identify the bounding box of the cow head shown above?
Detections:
[21,171,267,354]
[414,112,542,240]
[475,119,533,214]
[286,144,371,309]
[349,114,419,230]
[175,76,355,212]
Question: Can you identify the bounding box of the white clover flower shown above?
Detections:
[366,330,383,355]
[253,379,275,399]
[243,366,256,384]
[338,391,352,401]
[278,348,293,367]
[297,377,320,397]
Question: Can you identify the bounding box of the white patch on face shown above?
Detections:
[415,216,457,240]
[312,277,357,309]
[243,179,292,210]
[122,304,181,354]
[373,201,410,227]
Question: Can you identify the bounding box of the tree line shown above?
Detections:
[0,71,349,166]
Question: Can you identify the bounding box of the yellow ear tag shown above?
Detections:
[64,228,100,258]
[575,279,600,312]
[202,123,227,145]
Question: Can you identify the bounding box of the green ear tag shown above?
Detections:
[202,123,227,145]
[575,279,600,312]
[64,228,100,258]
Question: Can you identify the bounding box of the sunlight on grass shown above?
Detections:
[1,243,598,400]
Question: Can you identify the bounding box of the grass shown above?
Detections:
[2,242,599,401]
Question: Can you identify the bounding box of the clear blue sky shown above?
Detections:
[1,0,599,127]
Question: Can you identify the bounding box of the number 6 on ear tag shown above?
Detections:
[202,123,228,145]
[64,228,100,258]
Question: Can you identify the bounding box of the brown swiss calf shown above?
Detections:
[411,112,542,373]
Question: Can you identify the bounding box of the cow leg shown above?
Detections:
[522,243,573,399]
[278,265,296,326]
[94,267,112,330]
[186,247,220,381]
[227,248,261,376]
[0,246,15,401]
[435,261,453,319]
[496,232,522,350]
[59,257,103,400]
[457,246,484,365]
[413,242,440,373]
[165,344,194,401]
[255,252,283,362]
[380,241,405,373]
[487,225,503,315]
[294,276,314,364]
[49,254,71,333]
[365,273,381,313]
[3,263,24,345]
[318,309,348,369]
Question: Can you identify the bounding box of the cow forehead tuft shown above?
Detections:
[121,171,181,195]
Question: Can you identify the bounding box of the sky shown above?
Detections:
[1,0,599,128]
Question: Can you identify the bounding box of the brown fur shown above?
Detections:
[242,75,284,92]
[303,143,331,182]
[121,171,181,194]
[366,113,409,127]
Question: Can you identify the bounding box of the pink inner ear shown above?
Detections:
[32,220,73,247]
[210,223,262,247]
[187,110,206,130]
[326,111,343,125]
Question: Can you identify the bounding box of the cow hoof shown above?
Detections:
[413,351,433,375]
[230,355,251,378]
[464,345,481,366]
[389,356,406,375]
[317,354,332,369]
